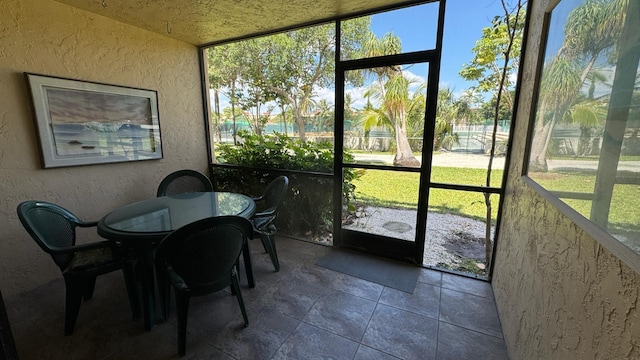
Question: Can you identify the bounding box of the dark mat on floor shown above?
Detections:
[315,249,420,293]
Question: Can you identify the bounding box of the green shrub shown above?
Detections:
[214,131,361,237]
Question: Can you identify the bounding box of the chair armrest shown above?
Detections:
[252,208,276,218]
[47,240,113,256]
[77,220,99,227]
[251,209,278,235]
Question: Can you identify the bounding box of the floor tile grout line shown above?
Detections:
[268,319,304,360]
[437,318,505,340]
[375,282,442,322]
[440,286,496,301]
[440,275,495,299]
[324,284,383,304]
[355,344,404,360]
[439,287,495,299]
[374,300,440,322]
[358,302,381,354]
[356,289,382,344]
[245,292,310,357]
[434,278,443,360]
[296,288,374,345]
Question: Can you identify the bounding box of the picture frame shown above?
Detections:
[25,73,162,168]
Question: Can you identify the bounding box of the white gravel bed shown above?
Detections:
[342,206,494,267]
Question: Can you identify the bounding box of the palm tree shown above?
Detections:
[530,56,582,170]
[344,93,356,124]
[572,69,610,156]
[359,31,420,167]
[207,42,245,145]
[434,87,461,151]
[316,99,334,132]
[564,98,607,156]
[299,92,317,131]
[458,89,482,125]
[529,0,628,171]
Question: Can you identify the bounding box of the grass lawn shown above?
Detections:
[353,167,502,222]
[529,170,640,233]
[353,166,639,233]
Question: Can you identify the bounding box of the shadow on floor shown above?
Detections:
[7,236,508,360]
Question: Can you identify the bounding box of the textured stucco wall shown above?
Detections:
[0,0,208,297]
[492,0,640,358]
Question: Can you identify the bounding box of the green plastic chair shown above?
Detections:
[156,169,214,197]
[16,200,139,335]
[154,215,253,356]
[250,175,289,272]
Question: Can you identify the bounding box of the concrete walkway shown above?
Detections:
[352,152,505,169]
[353,152,640,172]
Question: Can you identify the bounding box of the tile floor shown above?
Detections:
[6,236,509,360]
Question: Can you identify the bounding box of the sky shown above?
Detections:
[367,0,519,94]
[539,0,616,99]
[211,0,515,114]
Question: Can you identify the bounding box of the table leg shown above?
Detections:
[121,254,141,320]
[135,243,157,331]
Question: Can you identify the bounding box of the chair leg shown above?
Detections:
[241,239,255,288]
[231,269,248,327]
[83,276,97,301]
[269,235,279,269]
[175,289,190,356]
[63,275,84,336]
[261,234,280,272]
[231,262,239,295]
[259,237,270,254]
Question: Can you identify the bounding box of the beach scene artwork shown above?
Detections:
[26,73,162,167]
[46,87,158,158]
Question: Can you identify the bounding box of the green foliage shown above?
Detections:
[459,1,526,112]
[459,5,525,84]
[540,57,582,110]
[217,130,334,171]
[530,0,628,167]
[206,18,369,141]
[434,87,463,151]
[214,131,361,236]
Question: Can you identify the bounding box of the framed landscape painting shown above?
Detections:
[25,73,162,168]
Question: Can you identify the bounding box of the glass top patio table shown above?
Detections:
[97,192,256,331]
[98,192,255,241]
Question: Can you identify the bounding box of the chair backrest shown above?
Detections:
[154,216,253,294]
[261,176,289,215]
[16,201,81,270]
[157,169,214,197]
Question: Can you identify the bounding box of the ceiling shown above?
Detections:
[55,0,415,46]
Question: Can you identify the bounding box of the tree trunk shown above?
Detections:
[251,104,263,137]
[280,104,288,136]
[577,126,592,156]
[214,90,222,142]
[230,82,238,145]
[528,103,552,172]
[294,106,306,142]
[393,114,420,167]
[529,136,549,171]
